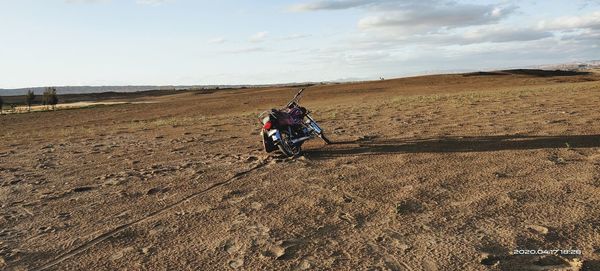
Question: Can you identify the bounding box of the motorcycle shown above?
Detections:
[258,88,331,157]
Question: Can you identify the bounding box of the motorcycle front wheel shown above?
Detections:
[278,131,301,157]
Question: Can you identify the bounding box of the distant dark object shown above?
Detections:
[380,77,385,80]
[25,89,35,112]
[464,69,592,77]
[0,95,3,114]
[463,71,509,76]
[502,69,591,77]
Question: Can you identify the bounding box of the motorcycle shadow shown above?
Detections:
[304,134,600,159]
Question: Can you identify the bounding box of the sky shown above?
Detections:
[0,0,599,88]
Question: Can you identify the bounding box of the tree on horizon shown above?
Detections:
[43,87,59,110]
[25,89,35,112]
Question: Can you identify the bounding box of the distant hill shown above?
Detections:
[0,85,224,96]
[0,82,330,96]
[2,60,598,96]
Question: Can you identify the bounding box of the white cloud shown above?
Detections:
[459,27,553,44]
[208,37,227,44]
[291,1,517,36]
[538,11,600,31]
[279,34,311,40]
[136,0,169,5]
[343,26,553,51]
[287,0,599,74]
[222,47,268,54]
[289,0,391,11]
[250,31,269,42]
[561,28,600,41]
[357,4,516,33]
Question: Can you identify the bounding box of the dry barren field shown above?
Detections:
[2,70,600,270]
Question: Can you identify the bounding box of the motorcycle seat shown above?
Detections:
[271,109,304,126]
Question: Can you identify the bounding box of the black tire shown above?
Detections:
[278,131,301,157]
[261,130,276,153]
[319,133,332,144]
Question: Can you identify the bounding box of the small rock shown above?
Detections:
[147,187,167,195]
[245,156,258,163]
[223,240,240,254]
[526,224,549,235]
[480,254,500,266]
[141,246,153,255]
[267,245,286,259]
[38,226,55,233]
[298,260,311,270]
[250,202,263,210]
[228,258,244,269]
[395,243,410,252]
[494,172,508,178]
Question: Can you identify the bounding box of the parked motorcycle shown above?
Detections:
[259,88,331,157]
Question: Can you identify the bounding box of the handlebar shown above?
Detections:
[286,88,305,108]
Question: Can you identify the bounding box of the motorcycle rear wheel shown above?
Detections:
[278,131,301,157]
[261,129,276,153]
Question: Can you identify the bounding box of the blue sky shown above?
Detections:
[0,0,599,88]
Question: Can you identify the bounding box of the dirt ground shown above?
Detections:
[1,70,600,270]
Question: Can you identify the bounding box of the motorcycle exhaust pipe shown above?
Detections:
[291,136,312,145]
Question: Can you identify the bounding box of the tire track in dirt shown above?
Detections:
[32,158,271,271]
